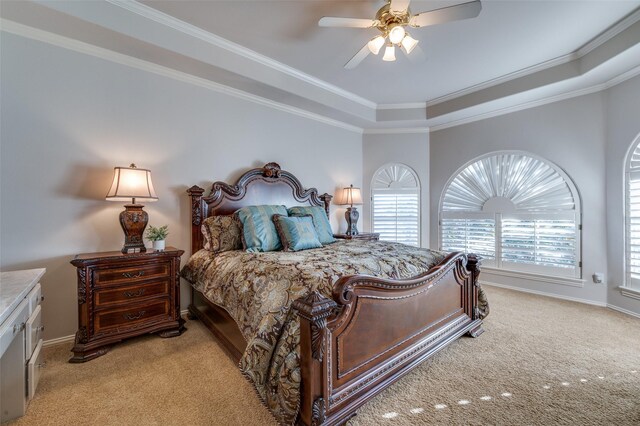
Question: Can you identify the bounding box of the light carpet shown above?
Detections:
[9,287,640,426]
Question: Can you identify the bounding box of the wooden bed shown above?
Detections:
[186,162,484,426]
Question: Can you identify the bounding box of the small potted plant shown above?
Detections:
[146,225,169,251]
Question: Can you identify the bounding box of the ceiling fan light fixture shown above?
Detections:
[401,33,419,54]
[388,24,406,45]
[382,44,396,62]
[367,35,386,55]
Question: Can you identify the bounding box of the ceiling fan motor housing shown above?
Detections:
[375,3,411,36]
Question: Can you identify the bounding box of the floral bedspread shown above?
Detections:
[181,240,450,425]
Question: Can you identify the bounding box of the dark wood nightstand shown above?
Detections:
[334,233,380,241]
[69,247,185,363]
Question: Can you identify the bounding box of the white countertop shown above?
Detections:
[0,269,46,326]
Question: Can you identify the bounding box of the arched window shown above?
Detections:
[625,135,640,289]
[371,163,420,246]
[440,151,581,277]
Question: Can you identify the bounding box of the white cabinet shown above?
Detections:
[0,268,46,423]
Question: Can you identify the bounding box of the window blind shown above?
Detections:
[502,218,576,269]
[627,171,640,284]
[440,152,581,278]
[372,191,419,246]
[441,218,495,260]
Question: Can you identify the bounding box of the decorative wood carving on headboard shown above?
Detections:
[187,162,333,254]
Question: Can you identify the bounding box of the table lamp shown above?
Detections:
[106,163,158,253]
[337,184,363,235]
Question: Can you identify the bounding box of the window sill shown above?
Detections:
[618,286,640,301]
[482,267,585,288]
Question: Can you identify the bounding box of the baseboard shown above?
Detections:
[606,304,640,319]
[481,281,607,307]
[43,309,192,348]
[43,334,75,348]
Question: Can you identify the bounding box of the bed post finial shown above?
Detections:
[187,185,205,254]
[319,193,332,218]
[465,253,487,335]
[466,253,481,281]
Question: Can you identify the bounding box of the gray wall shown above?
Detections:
[430,93,609,304]
[605,75,640,316]
[0,33,363,341]
[362,133,430,247]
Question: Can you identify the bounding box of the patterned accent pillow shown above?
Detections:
[235,205,288,252]
[272,214,322,252]
[288,206,335,245]
[201,215,243,253]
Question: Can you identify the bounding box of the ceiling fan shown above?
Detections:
[319,0,482,69]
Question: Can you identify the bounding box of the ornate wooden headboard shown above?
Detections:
[187,162,333,254]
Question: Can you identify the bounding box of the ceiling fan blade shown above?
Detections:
[403,44,426,64]
[345,43,371,69]
[409,0,482,28]
[390,0,411,14]
[319,17,377,28]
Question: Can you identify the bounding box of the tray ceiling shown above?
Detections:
[2,0,639,131]
[141,0,640,104]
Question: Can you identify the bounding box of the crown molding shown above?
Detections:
[426,53,577,107]
[430,63,640,132]
[578,8,640,57]
[105,0,377,110]
[4,2,640,140]
[363,127,429,135]
[377,102,427,110]
[0,19,364,134]
[427,7,640,108]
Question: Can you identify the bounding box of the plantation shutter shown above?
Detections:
[501,215,577,272]
[441,217,496,261]
[440,152,581,278]
[373,190,419,246]
[626,145,640,287]
[372,164,420,247]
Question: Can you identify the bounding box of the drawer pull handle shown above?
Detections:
[40,295,45,302]
[123,311,146,321]
[13,322,25,334]
[36,326,45,332]
[122,271,145,279]
[37,362,47,369]
[124,289,145,298]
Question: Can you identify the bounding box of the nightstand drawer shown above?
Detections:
[93,262,171,287]
[94,299,171,334]
[94,279,170,307]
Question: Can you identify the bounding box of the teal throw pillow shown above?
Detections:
[288,206,335,245]
[273,214,322,252]
[235,205,288,252]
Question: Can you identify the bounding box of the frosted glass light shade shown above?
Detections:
[401,34,419,54]
[388,25,406,44]
[382,44,396,61]
[367,35,386,55]
[106,163,158,204]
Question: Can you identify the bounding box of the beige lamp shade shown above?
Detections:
[106,163,158,204]
[338,184,363,206]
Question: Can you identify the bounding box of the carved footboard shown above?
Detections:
[294,252,483,426]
